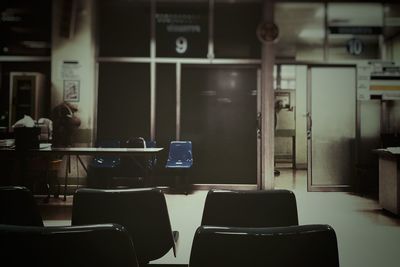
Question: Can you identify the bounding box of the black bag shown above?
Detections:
[14,127,40,150]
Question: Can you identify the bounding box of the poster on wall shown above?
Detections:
[63,80,80,102]
[61,60,81,102]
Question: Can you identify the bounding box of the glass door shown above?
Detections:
[308,66,356,191]
[181,65,260,184]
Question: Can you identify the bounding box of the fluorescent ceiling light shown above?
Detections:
[328,3,383,26]
[299,29,324,40]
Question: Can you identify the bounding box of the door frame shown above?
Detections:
[177,63,262,187]
[94,0,264,189]
[95,60,262,189]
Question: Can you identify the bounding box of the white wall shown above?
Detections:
[275,90,295,157]
[51,0,96,145]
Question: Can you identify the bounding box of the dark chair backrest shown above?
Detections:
[145,140,157,168]
[189,225,339,267]
[91,139,121,167]
[124,137,146,148]
[201,189,298,227]
[145,140,156,148]
[96,139,121,148]
[0,186,43,226]
[71,188,176,264]
[0,223,139,267]
[120,137,147,178]
[166,141,193,168]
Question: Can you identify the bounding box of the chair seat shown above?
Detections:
[90,157,120,168]
[166,160,192,168]
[165,141,193,169]
[0,186,44,226]
[71,188,178,264]
[0,223,139,267]
[189,225,339,267]
[201,189,298,227]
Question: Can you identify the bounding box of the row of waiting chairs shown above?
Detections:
[194,189,338,266]
[88,139,193,191]
[0,186,339,267]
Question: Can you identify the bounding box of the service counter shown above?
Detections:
[374,147,400,216]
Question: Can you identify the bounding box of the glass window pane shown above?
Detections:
[181,65,257,184]
[154,64,176,182]
[214,1,262,59]
[97,63,150,141]
[98,0,150,57]
[385,4,400,60]
[0,0,51,56]
[385,4,400,39]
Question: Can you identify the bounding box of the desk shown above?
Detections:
[0,147,163,200]
[373,147,400,215]
[275,129,296,168]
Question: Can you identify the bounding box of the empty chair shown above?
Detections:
[201,189,298,227]
[71,188,178,266]
[116,137,147,188]
[0,186,43,226]
[145,140,158,170]
[165,141,193,194]
[0,223,139,267]
[145,140,158,186]
[87,140,121,189]
[189,225,339,267]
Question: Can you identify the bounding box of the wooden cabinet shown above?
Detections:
[9,72,46,127]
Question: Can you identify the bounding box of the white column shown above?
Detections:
[51,0,96,145]
[261,0,275,189]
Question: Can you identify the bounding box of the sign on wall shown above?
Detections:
[156,3,208,58]
[347,38,363,56]
[61,61,81,102]
[357,61,400,101]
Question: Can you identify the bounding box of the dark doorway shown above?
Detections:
[181,65,258,184]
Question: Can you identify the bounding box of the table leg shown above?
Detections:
[77,155,88,173]
[63,155,70,201]
[292,136,296,169]
[76,156,79,191]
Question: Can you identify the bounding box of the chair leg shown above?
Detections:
[76,156,80,191]
[183,169,188,195]
[44,169,50,203]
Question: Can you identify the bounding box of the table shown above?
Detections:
[275,129,296,168]
[373,147,400,215]
[0,146,163,200]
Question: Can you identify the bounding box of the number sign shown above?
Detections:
[156,3,208,58]
[347,38,363,56]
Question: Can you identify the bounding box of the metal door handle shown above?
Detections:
[306,112,312,140]
[257,112,261,138]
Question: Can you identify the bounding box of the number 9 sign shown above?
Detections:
[176,37,188,54]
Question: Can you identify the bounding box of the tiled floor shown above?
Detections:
[39,170,400,267]
[276,169,400,267]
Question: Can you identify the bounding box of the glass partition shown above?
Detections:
[97,63,150,141]
[98,0,150,57]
